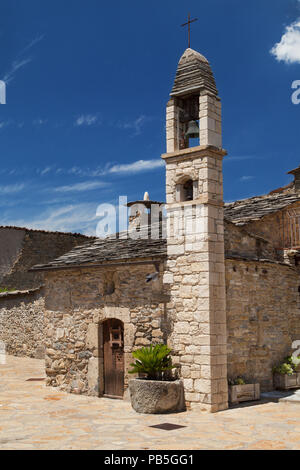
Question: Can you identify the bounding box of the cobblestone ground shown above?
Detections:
[1,356,300,450]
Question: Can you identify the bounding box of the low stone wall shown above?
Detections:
[0,288,45,359]
[0,228,25,281]
[226,259,300,391]
[0,229,90,291]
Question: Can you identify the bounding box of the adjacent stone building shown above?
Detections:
[15,48,300,411]
[0,227,91,358]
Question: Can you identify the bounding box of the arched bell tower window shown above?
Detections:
[176,178,198,202]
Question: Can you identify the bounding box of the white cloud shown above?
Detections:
[53,180,109,193]
[0,158,164,179]
[0,203,99,235]
[39,166,52,176]
[118,115,148,136]
[271,20,300,64]
[33,118,47,126]
[67,166,85,176]
[107,159,164,175]
[0,121,10,129]
[3,58,32,84]
[0,183,25,194]
[21,34,45,54]
[2,34,45,84]
[239,176,254,182]
[75,114,98,127]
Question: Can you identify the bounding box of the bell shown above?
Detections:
[185,120,199,139]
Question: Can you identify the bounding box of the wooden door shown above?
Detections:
[103,319,124,399]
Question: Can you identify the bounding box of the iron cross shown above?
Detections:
[181,13,198,49]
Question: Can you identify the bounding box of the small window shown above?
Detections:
[175,178,197,202]
[183,180,193,201]
[104,280,115,296]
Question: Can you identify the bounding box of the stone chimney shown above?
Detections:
[126,193,164,236]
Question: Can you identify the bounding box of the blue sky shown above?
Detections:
[1,0,300,235]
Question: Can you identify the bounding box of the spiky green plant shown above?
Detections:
[129,344,176,380]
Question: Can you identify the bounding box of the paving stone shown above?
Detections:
[0,356,300,450]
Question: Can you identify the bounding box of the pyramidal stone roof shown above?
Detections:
[170,48,218,97]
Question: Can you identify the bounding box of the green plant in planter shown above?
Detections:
[286,355,300,372]
[129,344,176,380]
[272,362,294,376]
[273,355,300,375]
[228,377,246,386]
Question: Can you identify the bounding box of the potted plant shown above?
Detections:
[128,344,185,414]
[228,377,260,405]
[273,355,300,390]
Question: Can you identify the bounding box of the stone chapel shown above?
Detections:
[26,48,300,413]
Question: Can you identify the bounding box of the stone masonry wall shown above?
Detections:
[243,201,300,256]
[241,212,284,250]
[0,228,25,281]
[239,203,300,256]
[43,262,169,397]
[0,229,91,291]
[226,258,300,391]
[224,221,278,261]
[0,288,45,358]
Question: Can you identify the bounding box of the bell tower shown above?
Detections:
[162,48,228,412]
[166,48,222,153]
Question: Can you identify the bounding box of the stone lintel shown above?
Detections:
[161,145,227,162]
[167,198,224,210]
[170,86,218,98]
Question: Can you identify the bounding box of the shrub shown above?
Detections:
[273,355,300,375]
[272,362,294,376]
[228,377,246,386]
[285,355,300,372]
[129,344,176,380]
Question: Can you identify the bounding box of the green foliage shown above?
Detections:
[285,355,300,371]
[129,344,176,380]
[273,355,300,375]
[228,377,246,386]
[272,362,294,376]
[235,377,246,385]
[0,287,16,293]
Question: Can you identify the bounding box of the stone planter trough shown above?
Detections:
[229,383,260,405]
[129,379,185,414]
[274,372,300,390]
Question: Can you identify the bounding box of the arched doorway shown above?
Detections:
[102,319,124,399]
